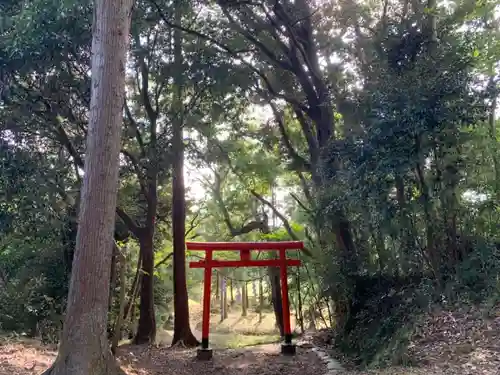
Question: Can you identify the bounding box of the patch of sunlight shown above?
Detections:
[224,333,280,349]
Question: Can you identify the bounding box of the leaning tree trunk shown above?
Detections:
[108,243,119,312]
[124,257,141,320]
[170,1,198,347]
[111,248,127,355]
[134,234,156,344]
[268,266,284,337]
[41,0,132,373]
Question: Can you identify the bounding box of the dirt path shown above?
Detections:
[118,343,326,375]
[0,340,326,375]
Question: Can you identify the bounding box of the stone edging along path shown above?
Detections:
[312,347,344,374]
[297,340,344,375]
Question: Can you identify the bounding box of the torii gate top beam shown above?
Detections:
[185,241,304,251]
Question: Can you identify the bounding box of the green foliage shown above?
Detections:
[0,144,69,338]
[448,243,500,303]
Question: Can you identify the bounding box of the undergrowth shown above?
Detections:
[336,242,500,368]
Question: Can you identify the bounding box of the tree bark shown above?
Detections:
[108,244,119,311]
[245,281,250,309]
[221,276,228,321]
[241,279,248,317]
[134,235,156,344]
[395,174,414,273]
[111,248,127,355]
[230,278,234,305]
[124,257,141,320]
[170,1,198,347]
[215,272,220,302]
[268,266,284,337]
[296,269,304,334]
[488,76,500,202]
[258,270,264,322]
[41,0,132,373]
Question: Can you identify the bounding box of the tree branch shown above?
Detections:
[212,169,269,237]
[121,149,151,203]
[249,189,312,257]
[148,0,308,112]
[116,207,142,237]
[154,253,173,268]
[214,143,313,256]
[269,101,311,172]
[124,99,146,157]
[185,212,200,239]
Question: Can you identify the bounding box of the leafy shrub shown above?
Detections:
[337,274,425,367]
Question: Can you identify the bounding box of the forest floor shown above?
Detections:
[0,340,325,375]
[313,302,500,375]
[1,302,500,375]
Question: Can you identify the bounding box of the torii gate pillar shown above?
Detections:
[187,241,304,360]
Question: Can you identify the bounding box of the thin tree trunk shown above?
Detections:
[215,272,220,302]
[41,0,132,373]
[134,235,156,344]
[123,257,141,320]
[112,248,127,355]
[128,288,139,340]
[296,269,304,334]
[268,266,284,337]
[220,275,224,322]
[222,276,228,320]
[241,279,248,317]
[395,175,413,273]
[171,2,198,347]
[416,157,442,285]
[316,301,329,328]
[245,281,250,309]
[488,77,500,202]
[259,270,264,322]
[307,306,316,331]
[230,278,234,305]
[109,244,118,311]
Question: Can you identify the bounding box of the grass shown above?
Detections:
[152,298,284,348]
[223,333,280,348]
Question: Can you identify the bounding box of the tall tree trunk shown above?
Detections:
[171,2,198,347]
[245,281,250,309]
[296,268,304,334]
[134,234,156,344]
[128,290,139,340]
[220,274,224,321]
[416,157,442,285]
[268,266,284,337]
[111,248,127,355]
[259,270,264,322]
[222,276,228,320]
[395,175,414,273]
[488,77,500,202]
[215,272,220,302]
[109,244,118,311]
[307,305,316,331]
[124,257,141,320]
[241,279,248,317]
[41,0,132,373]
[230,278,234,305]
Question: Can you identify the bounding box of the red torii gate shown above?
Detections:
[187,240,304,360]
